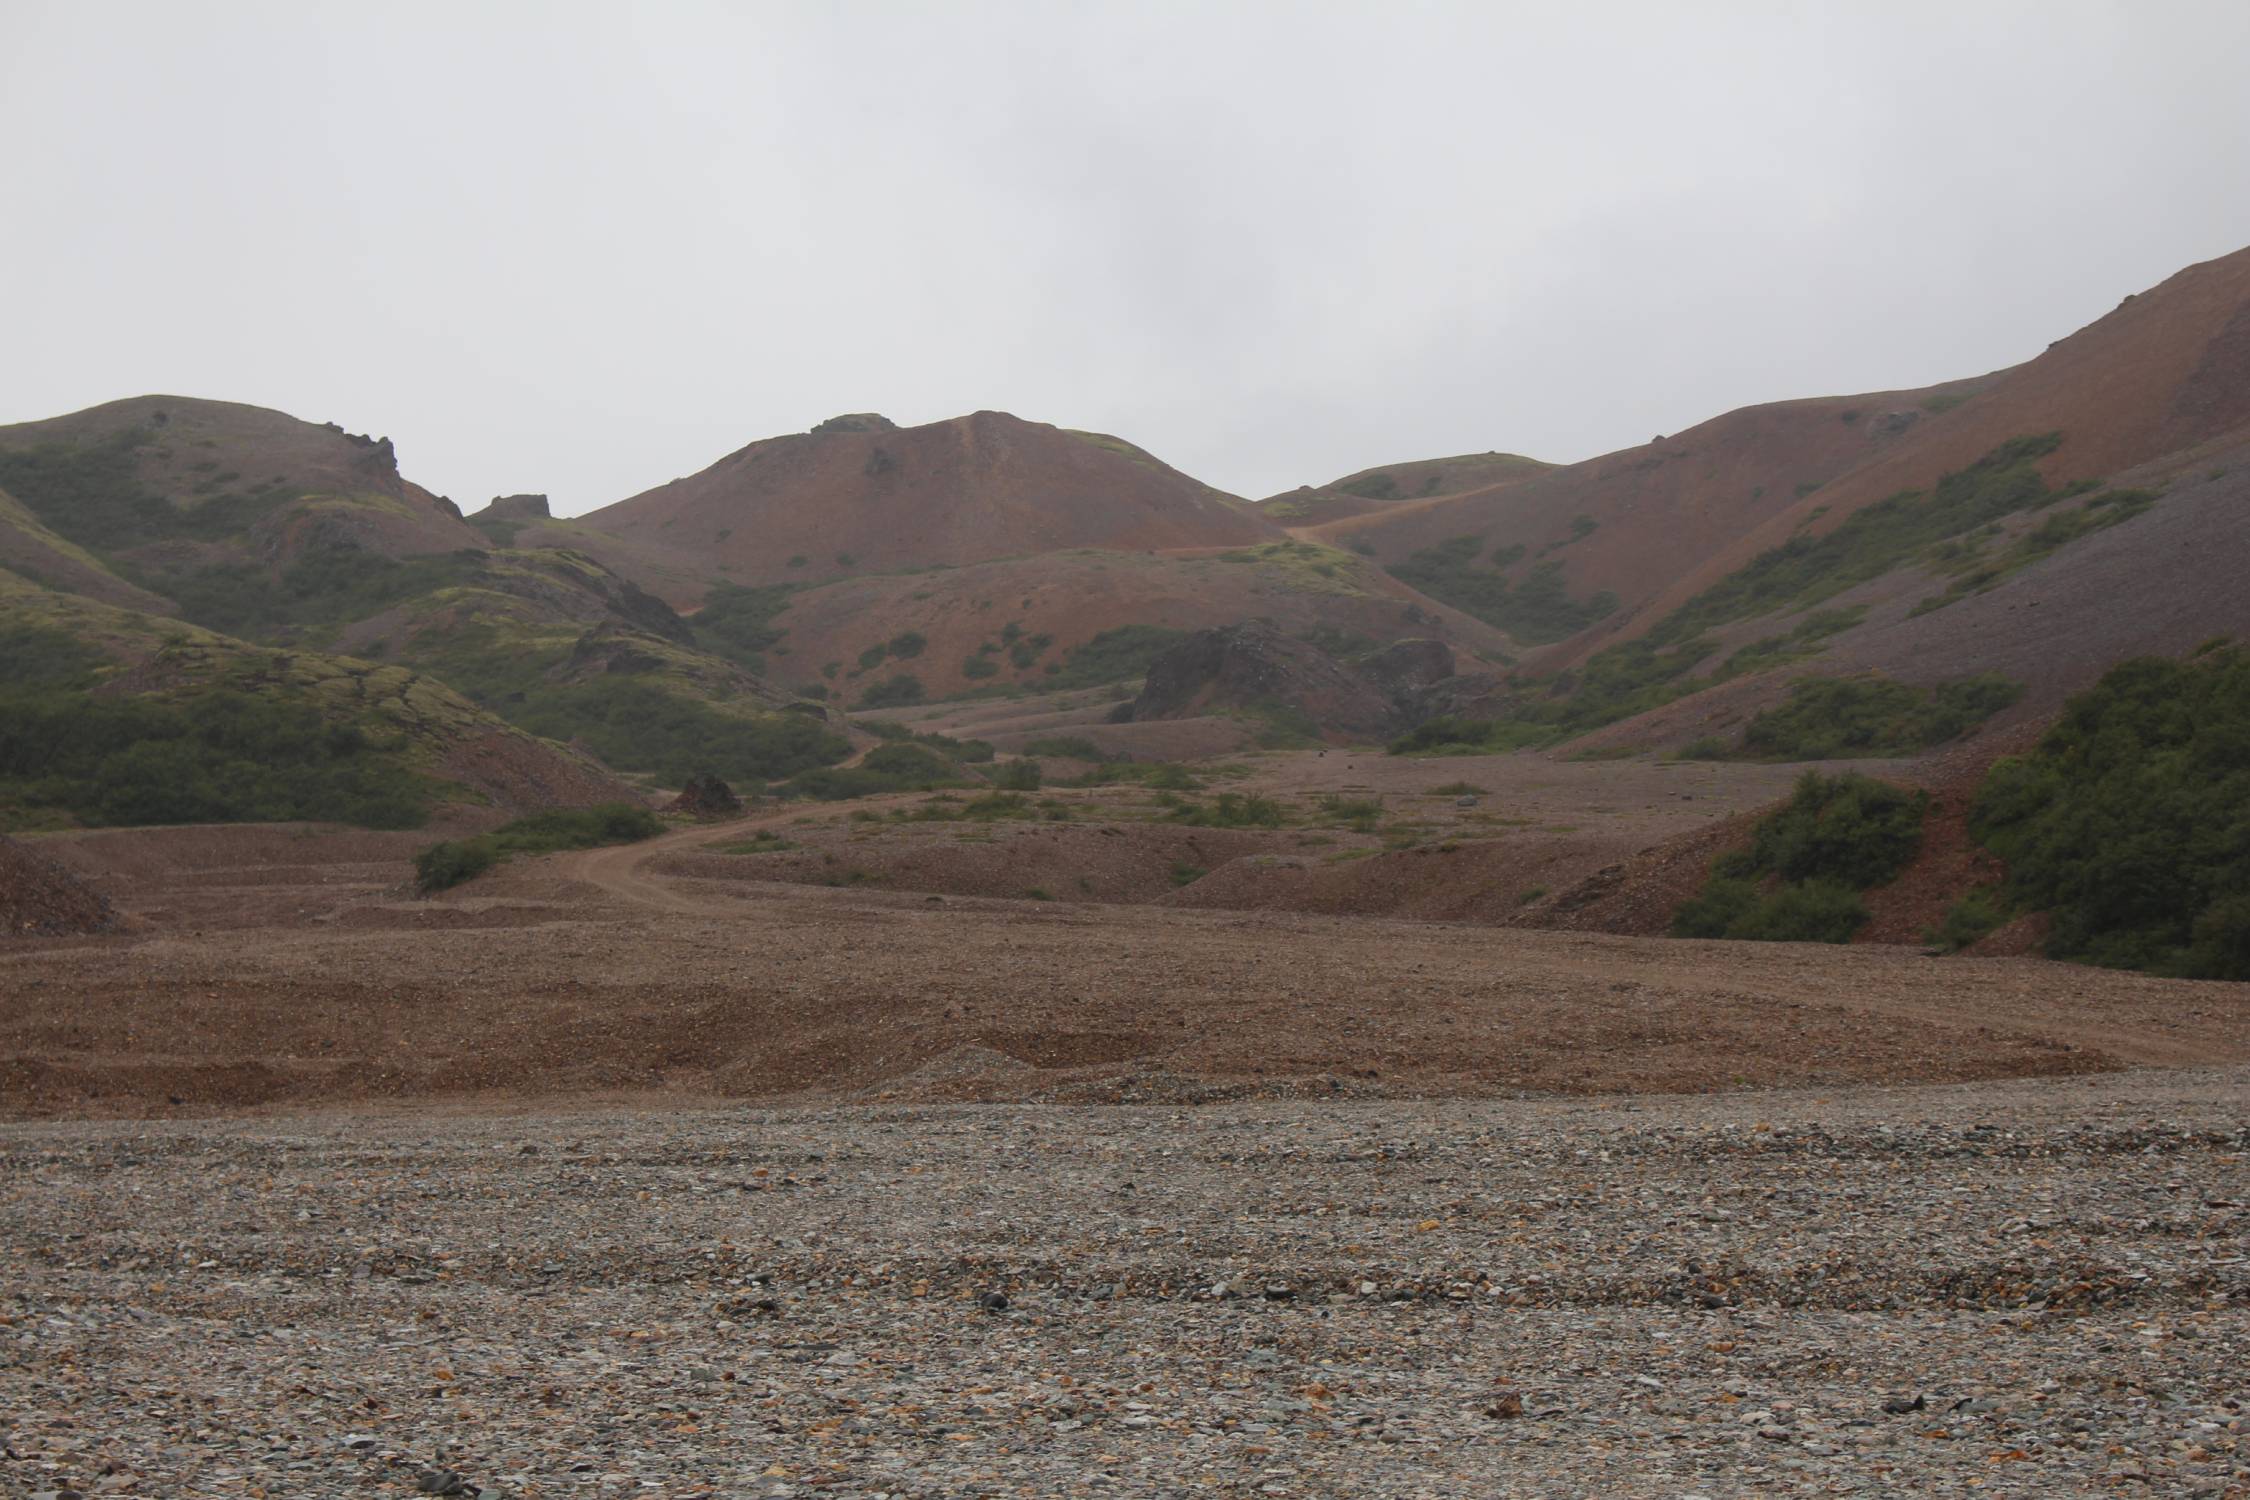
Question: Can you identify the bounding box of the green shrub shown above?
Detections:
[962,654,998,679]
[503,678,848,785]
[990,759,1043,791]
[1736,674,2022,759]
[1969,646,2250,978]
[1723,771,1926,889]
[1673,876,1868,943]
[1316,793,1384,829]
[1170,862,1207,887]
[1043,625,1186,689]
[1023,735,1106,761]
[860,721,994,761]
[777,740,964,800]
[692,583,796,673]
[1927,886,2008,952]
[1388,535,1618,644]
[1170,792,1285,828]
[1671,772,1923,945]
[856,674,925,708]
[414,802,662,891]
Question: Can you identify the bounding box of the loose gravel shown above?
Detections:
[4,1069,2245,1498]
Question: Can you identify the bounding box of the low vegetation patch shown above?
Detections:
[1725,674,2023,760]
[1389,535,1618,644]
[1672,772,1926,944]
[1165,792,1286,828]
[414,802,662,891]
[1043,625,1187,690]
[775,741,964,801]
[1969,645,2250,978]
[0,677,431,831]
[1448,437,2091,746]
[691,583,797,675]
[505,678,849,786]
[862,720,995,761]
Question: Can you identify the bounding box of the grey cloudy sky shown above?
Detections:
[6,2,2249,513]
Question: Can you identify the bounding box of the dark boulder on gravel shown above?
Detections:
[0,835,114,937]
[666,775,743,819]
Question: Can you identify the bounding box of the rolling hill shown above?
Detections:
[559,409,1282,600]
[0,568,630,830]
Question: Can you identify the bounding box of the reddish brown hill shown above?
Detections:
[1324,245,2250,672]
[1561,246,2250,665]
[572,410,1281,602]
[1307,382,1973,637]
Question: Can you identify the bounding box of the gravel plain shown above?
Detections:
[5,1068,2245,1498]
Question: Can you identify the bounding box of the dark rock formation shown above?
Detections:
[667,774,743,818]
[481,493,552,521]
[1123,622,1403,743]
[1358,639,1457,700]
[0,836,114,937]
[811,413,898,435]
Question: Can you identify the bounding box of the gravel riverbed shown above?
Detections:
[4,1069,2245,1498]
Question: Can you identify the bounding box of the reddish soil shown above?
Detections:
[6,750,2240,1121]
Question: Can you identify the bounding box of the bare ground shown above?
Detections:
[2,751,2244,1119]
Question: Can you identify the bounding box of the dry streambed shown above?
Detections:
[3,1069,2245,1497]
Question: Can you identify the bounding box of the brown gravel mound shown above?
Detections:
[0,836,114,937]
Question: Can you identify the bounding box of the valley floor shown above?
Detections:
[2,1070,2244,1497]
[3,750,2246,1495]
[6,749,2245,1118]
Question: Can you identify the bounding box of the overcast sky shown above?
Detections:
[6,2,2249,513]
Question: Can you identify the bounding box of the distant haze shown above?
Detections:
[5,1,2248,514]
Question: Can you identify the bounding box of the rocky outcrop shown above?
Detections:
[480,494,552,521]
[1358,639,1457,699]
[667,774,743,818]
[811,413,898,435]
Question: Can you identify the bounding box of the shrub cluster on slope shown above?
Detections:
[501,678,848,788]
[0,684,429,830]
[1970,645,2250,979]
[1435,437,2112,747]
[775,741,971,801]
[1707,673,2024,760]
[1672,772,1926,943]
[1388,535,1618,644]
[415,803,662,891]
